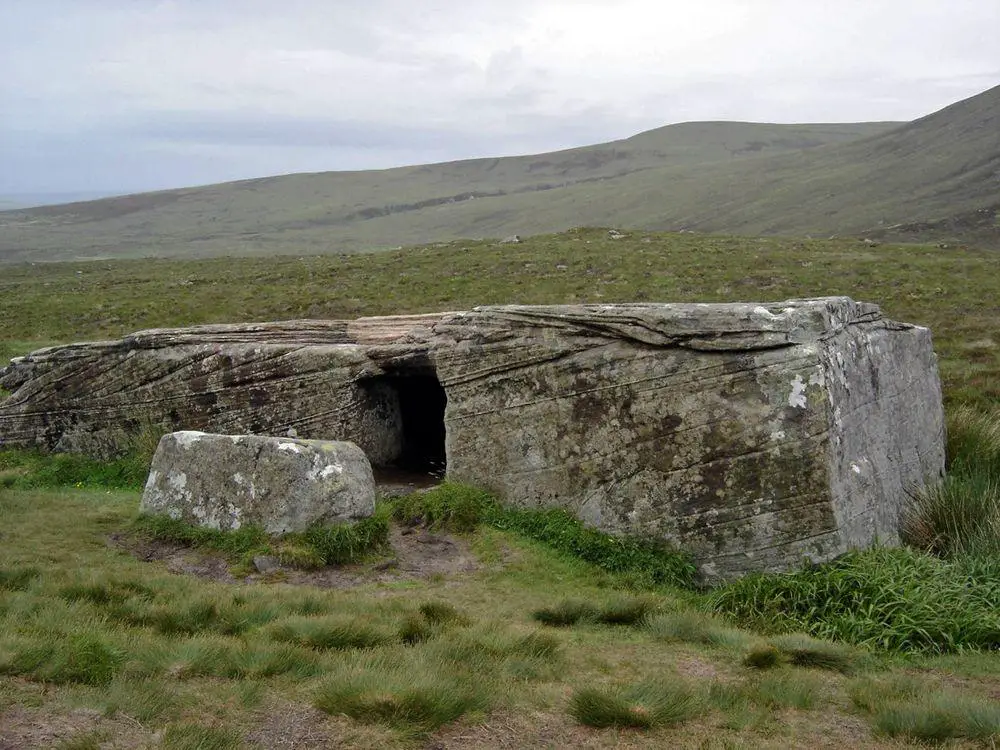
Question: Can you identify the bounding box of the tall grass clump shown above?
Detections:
[391,482,497,532]
[268,615,393,650]
[944,404,1000,478]
[296,504,391,564]
[645,610,753,650]
[709,547,1000,653]
[533,597,656,627]
[0,566,40,591]
[1,633,124,686]
[313,650,489,735]
[569,681,703,729]
[867,692,1000,743]
[315,678,486,734]
[902,405,1000,559]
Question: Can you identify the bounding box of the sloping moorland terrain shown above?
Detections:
[2,83,999,264]
[0,119,897,263]
[2,228,1000,748]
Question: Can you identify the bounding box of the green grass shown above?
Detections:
[393,482,696,589]
[161,724,242,750]
[569,680,704,729]
[0,121,904,264]
[489,505,696,589]
[903,405,1000,558]
[1,633,124,686]
[268,616,394,651]
[131,504,391,571]
[0,566,39,591]
[390,482,496,534]
[3,88,998,265]
[749,671,824,710]
[766,633,858,673]
[532,597,656,628]
[314,673,487,733]
[2,229,998,409]
[0,449,149,490]
[709,546,1000,653]
[870,692,1000,742]
[3,485,1000,746]
[3,223,1000,746]
[645,610,754,650]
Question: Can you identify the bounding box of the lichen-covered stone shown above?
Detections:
[0,299,945,579]
[140,431,375,533]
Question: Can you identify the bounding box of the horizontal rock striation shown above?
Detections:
[0,298,945,580]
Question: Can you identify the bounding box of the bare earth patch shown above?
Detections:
[425,710,626,750]
[109,524,488,588]
[0,705,153,749]
[245,700,393,750]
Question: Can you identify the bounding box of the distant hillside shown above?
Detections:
[0,122,895,262]
[2,84,998,263]
[0,191,120,211]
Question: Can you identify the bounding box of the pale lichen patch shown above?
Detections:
[788,374,808,409]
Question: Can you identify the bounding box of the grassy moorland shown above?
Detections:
[2,228,1000,747]
[1,228,998,405]
[0,120,899,263]
[2,84,998,264]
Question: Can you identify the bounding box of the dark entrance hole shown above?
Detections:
[359,372,447,479]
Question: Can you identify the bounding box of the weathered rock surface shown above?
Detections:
[0,298,945,579]
[141,431,375,533]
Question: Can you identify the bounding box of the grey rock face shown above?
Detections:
[140,431,375,533]
[1,298,945,579]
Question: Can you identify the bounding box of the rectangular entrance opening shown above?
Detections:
[358,371,447,483]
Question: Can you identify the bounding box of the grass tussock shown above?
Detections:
[903,405,1000,559]
[767,632,859,673]
[1,633,124,686]
[267,616,394,651]
[742,645,781,669]
[532,597,655,628]
[417,601,470,627]
[709,546,1000,653]
[531,600,599,627]
[569,680,703,729]
[741,633,858,673]
[314,675,487,733]
[869,692,1000,742]
[0,565,40,591]
[749,670,824,710]
[391,482,498,533]
[644,610,754,650]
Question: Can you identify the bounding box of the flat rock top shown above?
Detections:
[6,297,901,363]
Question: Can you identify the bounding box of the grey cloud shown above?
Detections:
[1,0,998,195]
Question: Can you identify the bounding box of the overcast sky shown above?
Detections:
[2,0,998,196]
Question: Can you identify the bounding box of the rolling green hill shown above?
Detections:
[1,83,997,263]
[0,122,896,262]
